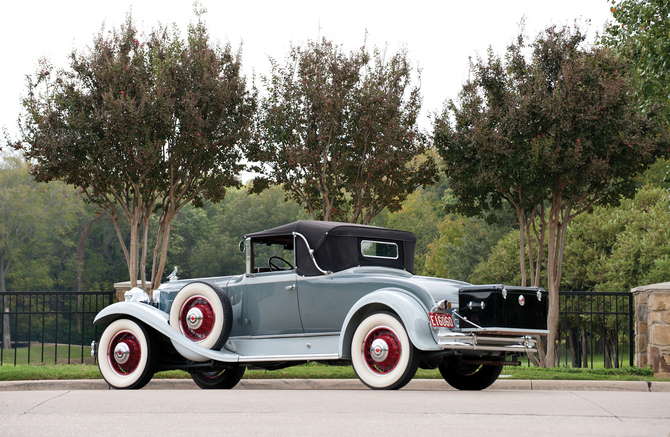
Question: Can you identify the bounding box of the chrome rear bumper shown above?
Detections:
[437,332,537,353]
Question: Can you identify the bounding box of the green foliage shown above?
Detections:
[249,38,438,224]
[424,215,512,282]
[385,189,442,274]
[637,157,670,189]
[0,154,83,293]
[436,22,665,223]
[474,186,670,293]
[173,185,304,279]
[469,231,525,286]
[434,22,668,365]
[15,12,256,289]
[596,187,670,291]
[604,0,670,124]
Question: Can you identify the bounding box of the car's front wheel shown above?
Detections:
[98,318,156,389]
[438,362,502,390]
[350,311,419,390]
[191,366,246,389]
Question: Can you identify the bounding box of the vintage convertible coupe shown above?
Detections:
[93,220,548,390]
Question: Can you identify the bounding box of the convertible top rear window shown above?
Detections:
[361,240,399,259]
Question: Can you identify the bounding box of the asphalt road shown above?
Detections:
[1,385,669,437]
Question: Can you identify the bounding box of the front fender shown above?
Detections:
[94,302,239,363]
[339,288,438,359]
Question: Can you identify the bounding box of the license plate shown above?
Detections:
[429,312,454,328]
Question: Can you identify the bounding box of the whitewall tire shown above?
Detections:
[98,318,155,389]
[351,311,419,390]
[170,281,232,350]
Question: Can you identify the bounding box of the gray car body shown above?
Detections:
[94,265,468,364]
[94,221,545,366]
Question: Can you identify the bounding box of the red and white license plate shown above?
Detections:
[429,312,454,328]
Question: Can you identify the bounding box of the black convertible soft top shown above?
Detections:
[244,220,416,276]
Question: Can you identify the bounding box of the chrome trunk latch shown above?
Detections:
[467,301,486,310]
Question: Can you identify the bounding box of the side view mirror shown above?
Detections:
[239,240,245,252]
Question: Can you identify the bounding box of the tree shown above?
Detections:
[15,12,256,293]
[0,153,80,348]
[434,24,667,367]
[186,184,304,278]
[248,38,438,224]
[604,0,670,124]
[424,214,512,282]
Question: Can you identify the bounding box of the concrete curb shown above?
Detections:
[1,378,669,392]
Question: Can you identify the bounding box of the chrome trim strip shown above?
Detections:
[230,333,340,340]
[460,327,549,335]
[238,353,339,363]
[452,310,483,329]
[360,240,399,260]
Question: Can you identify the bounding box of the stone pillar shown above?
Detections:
[113,281,152,302]
[631,282,670,378]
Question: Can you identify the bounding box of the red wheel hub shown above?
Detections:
[180,296,215,341]
[108,330,141,376]
[363,326,401,374]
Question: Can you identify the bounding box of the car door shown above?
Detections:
[243,269,303,336]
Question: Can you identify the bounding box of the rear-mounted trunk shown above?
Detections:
[457,284,548,332]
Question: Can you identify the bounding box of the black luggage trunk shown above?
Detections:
[457,284,548,330]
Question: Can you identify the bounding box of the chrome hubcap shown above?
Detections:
[113,342,130,364]
[369,338,389,363]
[186,307,204,330]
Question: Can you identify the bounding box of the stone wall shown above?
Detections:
[113,281,152,302]
[631,282,670,378]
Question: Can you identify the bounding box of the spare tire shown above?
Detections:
[169,281,233,350]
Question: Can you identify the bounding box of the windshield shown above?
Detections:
[251,237,294,273]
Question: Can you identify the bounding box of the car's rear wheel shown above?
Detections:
[192,366,246,389]
[170,281,233,350]
[98,318,156,389]
[351,311,419,390]
[438,362,502,390]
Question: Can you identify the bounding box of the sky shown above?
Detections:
[1,0,615,141]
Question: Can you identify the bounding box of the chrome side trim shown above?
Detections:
[231,332,340,340]
[238,353,339,363]
[460,327,549,335]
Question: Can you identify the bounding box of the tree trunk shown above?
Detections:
[1,300,9,351]
[75,214,101,331]
[75,215,101,292]
[517,211,527,287]
[568,327,579,367]
[604,327,619,369]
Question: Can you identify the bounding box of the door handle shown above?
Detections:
[285,284,296,291]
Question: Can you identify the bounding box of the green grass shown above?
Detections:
[1,361,666,382]
[1,345,95,366]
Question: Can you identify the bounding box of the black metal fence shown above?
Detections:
[0,291,114,366]
[0,290,636,368]
[557,291,634,368]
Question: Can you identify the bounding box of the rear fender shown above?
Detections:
[94,302,239,363]
[339,288,439,359]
